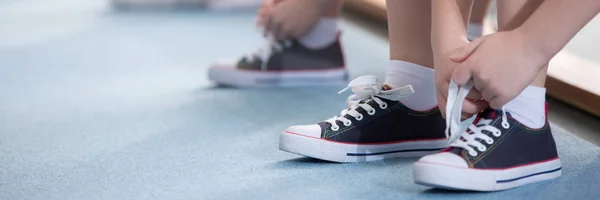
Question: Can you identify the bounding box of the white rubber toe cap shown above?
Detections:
[283,124,322,138]
[210,59,237,69]
[418,152,468,168]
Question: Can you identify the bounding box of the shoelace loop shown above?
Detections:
[445,80,511,156]
[325,75,414,131]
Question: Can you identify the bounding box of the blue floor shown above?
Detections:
[1,1,599,200]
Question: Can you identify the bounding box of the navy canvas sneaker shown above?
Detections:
[208,37,347,87]
[279,76,448,162]
[413,81,561,191]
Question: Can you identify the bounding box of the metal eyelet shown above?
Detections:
[367,109,376,115]
[477,146,487,152]
[343,121,352,127]
[355,114,363,121]
[331,126,339,131]
[469,151,478,157]
[486,139,494,145]
[379,103,388,109]
[493,131,501,137]
[502,121,510,129]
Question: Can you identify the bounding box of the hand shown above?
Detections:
[256,0,280,26]
[261,0,327,40]
[450,30,547,109]
[434,39,489,120]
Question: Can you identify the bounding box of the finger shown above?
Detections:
[436,81,449,119]
[280,24,293,40]
[462,113,474,120]
[452,64,473,86]
[466,89,483,100]
[489,97,508,110]
[257,13,268,27]
[449,37,484,62]
[437,94,447,119]
[474,99,490,111]
[264,16,274,37]
[479,87,492,102]
[460,99,489,117]
[489,94,514,110]
[272,22,284,40]
[461,99,484,116]
[436,81,449,99]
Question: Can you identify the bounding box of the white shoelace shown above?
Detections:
[244,37,292,70]
[445,80,511,156]
[325,75,415,131]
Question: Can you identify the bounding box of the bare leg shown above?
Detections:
[466,0,489,40]
[324,0,343,18]
[385,0,473,111]
[386,0,433,68]
[470,0,491,24]
[497,0,547,87]
[387,0,472,68]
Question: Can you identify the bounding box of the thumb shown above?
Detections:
[449,37,483,62]
[437,95,447,119]
[452,65,473,86]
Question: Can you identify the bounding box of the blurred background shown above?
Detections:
[0,0,598,199]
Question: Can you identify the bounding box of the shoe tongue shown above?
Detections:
[474,109,498,126]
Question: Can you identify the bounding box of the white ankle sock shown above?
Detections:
[298,18,339,49]
[504,85,547,129]
[385,60,437,111]
[467,22,483,41]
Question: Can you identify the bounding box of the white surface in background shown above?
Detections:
[564,15,600,63]
[0,0,108,48]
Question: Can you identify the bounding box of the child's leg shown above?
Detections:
[385,0,472,111]
[387,0,433,68]
[467,0,491,40]
[324,0,343,18]
[497,0,548,129]
[497,0,548,87]
[470,0,491,25]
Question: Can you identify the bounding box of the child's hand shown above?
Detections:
[434,40,489,120]
[256,0,280,26]
[261,0,326,40]
[450,31,547,109]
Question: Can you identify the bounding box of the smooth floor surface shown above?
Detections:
[1,1,600,200]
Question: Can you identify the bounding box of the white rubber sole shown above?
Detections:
[413,158,562,191]
[279,131,448,163]
[208,65,348,87]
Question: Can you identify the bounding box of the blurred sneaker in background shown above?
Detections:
[112,0,261,10]
[208,35,347,87]
[208,0,347,87]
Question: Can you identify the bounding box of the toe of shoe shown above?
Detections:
[283,124,322,138]
[418,152,468,168]
[210,59,238,69]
